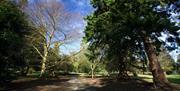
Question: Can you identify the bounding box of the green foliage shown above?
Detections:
[0,0,30,83]
[95,63,108,76]
[45,43,64,76]
[21,29,43,75]
[175,54,180,73]
[59,60,74,74]
[84,0,179,78]
[70,46,92,73]
[158,49,174,74]
[77,59,91,73]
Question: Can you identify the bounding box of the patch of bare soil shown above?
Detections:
[5,76,180,91]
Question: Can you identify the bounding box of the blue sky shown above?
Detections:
[60,0,94,16]
[27,0,94,54]
[27,0,179,60]
[58,0,94,54]
[159,32,180,61]
[59,0,179,61]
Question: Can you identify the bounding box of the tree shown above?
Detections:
[70,44,91,73]
[85,50,101,78]
[58,55,74,74]
[0,0,30,83]
[14,0,28,8]
[158,47,174,74]
[46,42,61,76]
[24,0,79,77]
[85,0,179,87]
[176,54,180,73]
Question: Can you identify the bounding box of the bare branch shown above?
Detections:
[32,44,44,58]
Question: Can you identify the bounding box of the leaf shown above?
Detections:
[137,0,145,4]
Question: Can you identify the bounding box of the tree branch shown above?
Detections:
[32,44,44,58]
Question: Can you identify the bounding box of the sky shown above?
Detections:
[26,0,94,54]
[59,0,179,61]
[27,0,179,61]
[159,32,180,61]
[57,0,94,54]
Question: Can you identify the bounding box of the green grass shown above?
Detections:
[167,75,180,84]
[138,74,180,84]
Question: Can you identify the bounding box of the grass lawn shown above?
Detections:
[138,74,180,84]
[167,75,180,84]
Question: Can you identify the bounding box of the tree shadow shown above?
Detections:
[6,77,70,91]
[81,77,180,91]
[135,76,180,90]
[79,77,180,91]
[76,78,154,91]
[4,76,180,91]
[168,78,180,84]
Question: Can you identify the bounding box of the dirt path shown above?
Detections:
[8,76,101,91]
[7,76,180,91]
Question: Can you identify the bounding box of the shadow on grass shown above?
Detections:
[168,78,180,84]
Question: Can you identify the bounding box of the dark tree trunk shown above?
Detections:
[142,60,145,75]
[21,66,29,76]
[117,56,129,80]
[142,35,169,87]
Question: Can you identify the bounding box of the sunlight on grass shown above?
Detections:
[167,75,180,78]
[138,74,180,84]
[138,74,153,82]
[167,75,180,84]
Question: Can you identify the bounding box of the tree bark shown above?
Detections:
[91,68,94,79]
[117,60,129,80]
[117,55,129,80]
[91,65,94,79]
[142,35,169,87]
[40,57,46,77]
[40,44,48,77]
[21,66,29,76]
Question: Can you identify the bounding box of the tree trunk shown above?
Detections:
[117,62,129,80]
[21,66,29,76]
[142,35,169,87]
[40,57,46,77]
[91,65,94,79]
[142,60,145,75]
[117,56,129,80]
[25,66,29,75]
[40,44,48,77]
[91,68,94,79]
